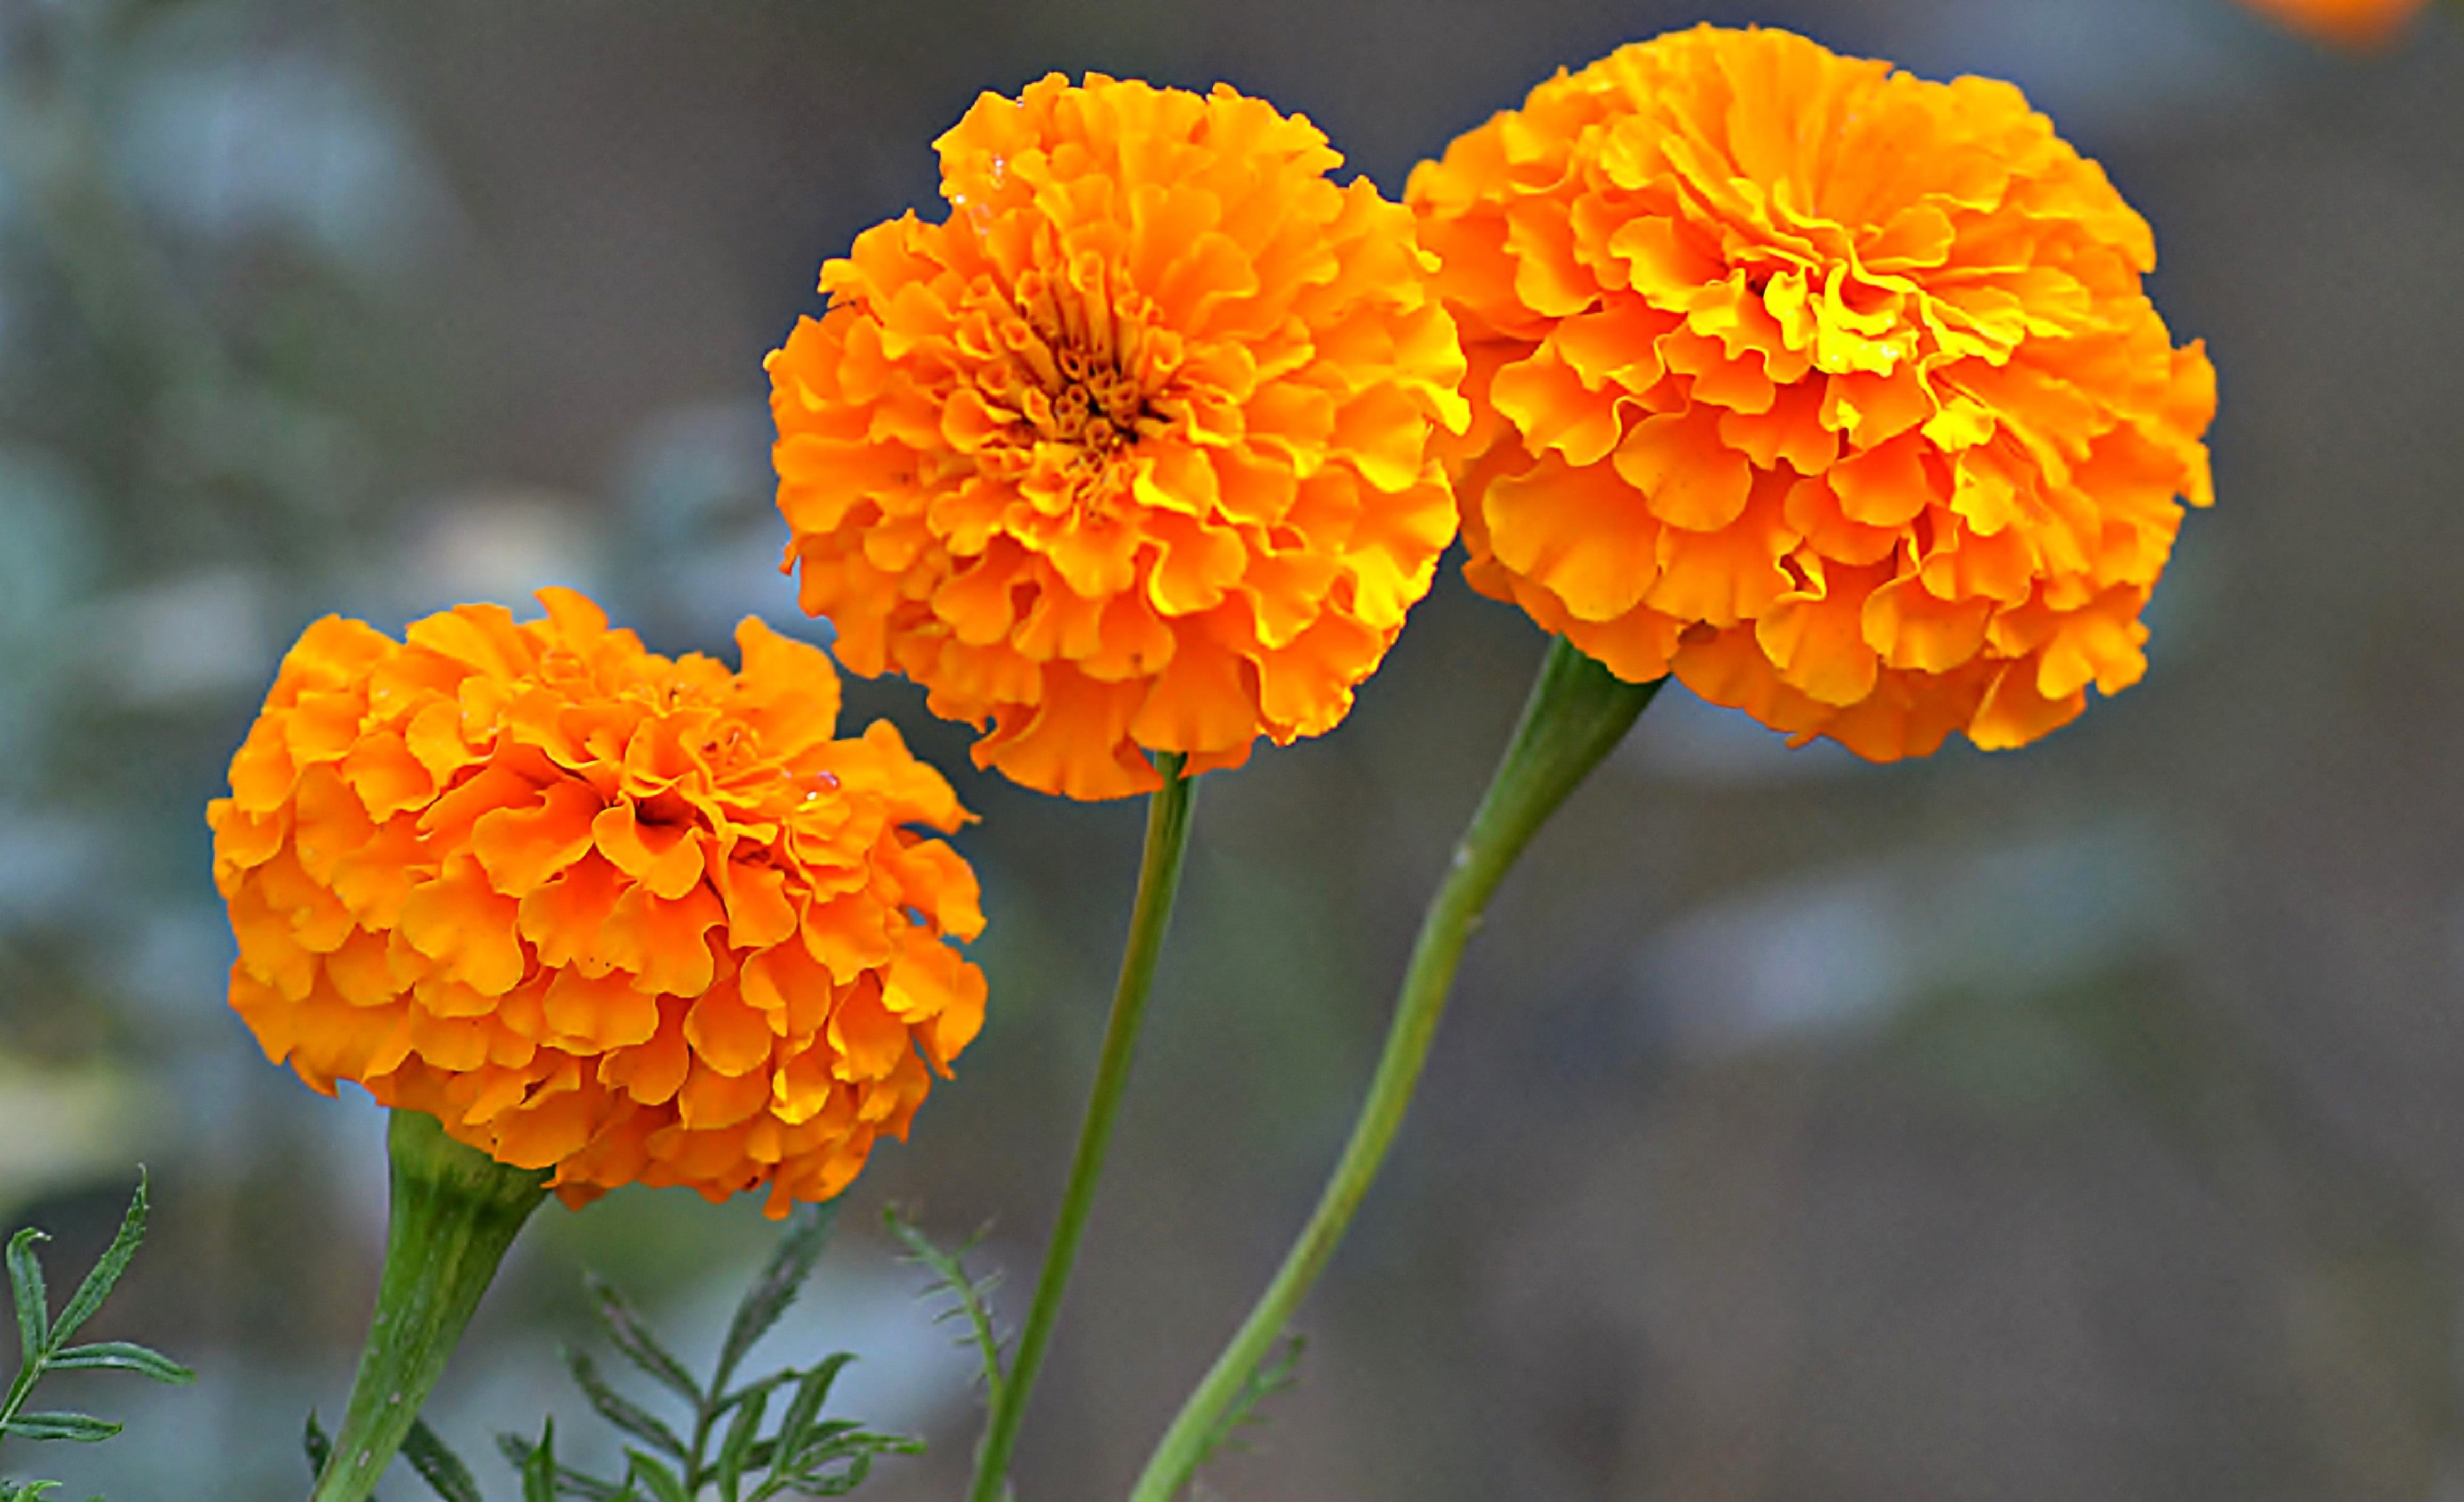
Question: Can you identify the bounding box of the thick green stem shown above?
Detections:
[968,754,1200,1502]
[309,1109,548,1502]
[1130,638,1662,1502]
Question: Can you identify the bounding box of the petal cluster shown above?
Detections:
[208,590,987,1214]
[1409,27,2217,758]
[769,73,1468,800]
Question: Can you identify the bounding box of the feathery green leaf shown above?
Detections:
[884,1211,1005,1402]
[402,1417,483,1502]
[45,1342,192,1385]
[713,1382,767,1502]
[1,1411,121,1443]
[520,1418,557,1502]
[7,1229,50,1365]
[584,1275,699,1408]
[1192,1331,1307,1472]
[51,1174,149,1347]
[303,1410,334,1480]
[716,1203,835,1393]
[562,1346,685,1458]
[623,1450,691,1502]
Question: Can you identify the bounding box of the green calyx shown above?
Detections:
[309,1110,548,1502]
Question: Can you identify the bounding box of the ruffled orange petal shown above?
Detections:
[1410,25,2214,759]
[212,592,987,1216]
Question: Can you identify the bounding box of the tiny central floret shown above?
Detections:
[992,271,1163,477]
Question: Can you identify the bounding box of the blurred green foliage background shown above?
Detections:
[2,0,2462,1497]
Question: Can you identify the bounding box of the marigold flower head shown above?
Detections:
[208,589,987,1215]
[1409,27,2217,759]
[2240,0,2425,46]
[769,72,1469,800]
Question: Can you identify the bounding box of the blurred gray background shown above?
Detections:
[2,0,2460,1497]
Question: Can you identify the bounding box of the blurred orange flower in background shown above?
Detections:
[1410,26,2216,759]
[208,590,986,1214]
[2238,0,2426,46]
[769,73,1468,800]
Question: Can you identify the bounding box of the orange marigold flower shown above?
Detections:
[1409,27,2217,759]
[207,589,987,1216]
[2239,0,2425,46]
[768,73,1468,800]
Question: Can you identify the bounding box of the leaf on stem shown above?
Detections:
[494,1430,627,1501]
[46,1341,193,1384]
[623,1450,691,1502]
[1192,1332,1306,1471]
[583,1275,700,1408]
[884,1210,1006,1402]
[403,1417,484,1502]
[303,1410,334,1479]
[562,1347,686,1458]
[498,1212,922,1500]
[7,1228,49,1365]
[0,1172,180,1497]
[0,1411,121,1442]
[520,1417,557,1502]
[51,1171,150,1347]
[766,1353,851,1468]
[716,1203,836,1393]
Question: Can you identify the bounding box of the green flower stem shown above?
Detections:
[1130,638,1662,1502]
[968,753,1200,1502]
[309,1109,548,1502]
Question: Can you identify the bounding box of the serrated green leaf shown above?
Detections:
[497,1429,628,1502]
[622,1450,690,1502]
[561,1471,632,1502]
[796,1441,914,1499]
[816,1455,881,1497]
[52,1173,148,1347]
[8,1227,50,1363]
[520,1417,557,1502]
[562,1346,684,1458]
[303,1410,334,1480]
[3,1410,121,1442]
[401,1417,483,1502]
[710,1365,795,1423]
[749,1419,920,1501]
[1193,1331,1306,1471]
[45,1341,193,1384]
[765,1355,853,1475]
[584,1275,698,1408]
[713,1382,768,1502]
[884,1211,1005,1401]
[714,1202,835,1393]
